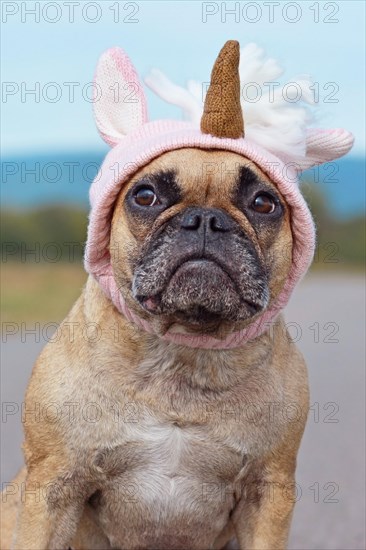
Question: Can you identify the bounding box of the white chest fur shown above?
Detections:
[92,410,244,549]
[126,416,190,505]
[121,410,244,510]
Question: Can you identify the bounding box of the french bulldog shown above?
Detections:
[1,41,353,550]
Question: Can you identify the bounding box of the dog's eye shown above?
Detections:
[252,193,276,214]
[134,187,159,207]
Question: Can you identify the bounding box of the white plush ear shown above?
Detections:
[294,128,354,171]
[93,47,148,146]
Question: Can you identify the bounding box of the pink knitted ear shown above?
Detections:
[295,128,354,171]
[93,47,148,147]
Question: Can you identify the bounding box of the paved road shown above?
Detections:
[1,274,365,549]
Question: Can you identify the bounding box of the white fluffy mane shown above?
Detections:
[144,43,315,157]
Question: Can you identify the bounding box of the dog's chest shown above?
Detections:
[75,342,284,547]
[90,411,245,548]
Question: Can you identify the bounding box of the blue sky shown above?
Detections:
[1,0,365,155]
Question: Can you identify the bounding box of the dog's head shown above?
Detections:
[110,148,292,338]
[85,41,353,346]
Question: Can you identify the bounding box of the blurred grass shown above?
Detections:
[1,205,88,323]
[1,188,365,323]
[1,205,87,261]
[1,263,86,323]
[302,184,365,270]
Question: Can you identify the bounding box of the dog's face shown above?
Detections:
[110,148,293,337]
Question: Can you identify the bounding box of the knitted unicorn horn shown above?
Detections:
[201,40,244,139]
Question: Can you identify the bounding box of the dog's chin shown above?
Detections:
[137,259,262,333]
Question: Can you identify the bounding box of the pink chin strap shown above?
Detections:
[96,265,298,350]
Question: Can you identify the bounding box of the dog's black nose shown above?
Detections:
[180,208,233,233]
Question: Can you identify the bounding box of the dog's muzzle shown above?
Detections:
[132,207,269,326]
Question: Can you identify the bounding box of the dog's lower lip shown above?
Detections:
[174,258,214,272]
[171,257,232,281]
[170,260,265,314]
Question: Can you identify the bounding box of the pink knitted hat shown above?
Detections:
[84,42,354,349]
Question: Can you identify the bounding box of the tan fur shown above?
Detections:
[2,149,309,550]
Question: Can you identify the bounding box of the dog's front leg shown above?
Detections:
[231,454,298,550]
[13,457,96,550]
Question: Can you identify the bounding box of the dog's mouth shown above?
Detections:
[133,256,267,328]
